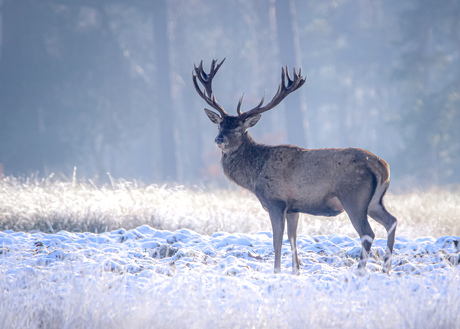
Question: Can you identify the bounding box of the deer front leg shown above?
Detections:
[268,206,286,274]
[286,212,300,275]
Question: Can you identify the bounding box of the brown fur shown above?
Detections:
[216,128,397,274]
[195,60,397,274]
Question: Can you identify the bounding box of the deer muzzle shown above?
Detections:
[215,135,227,148]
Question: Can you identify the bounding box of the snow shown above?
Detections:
[1,178,460,328]
[1,224,460,328]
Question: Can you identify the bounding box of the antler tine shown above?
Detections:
[192,58,228,117]
[253,94,266,111]
[237,94,244,116]
[213,58,225,76]
[239,65,306,120]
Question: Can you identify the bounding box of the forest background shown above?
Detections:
[1,0,459,190]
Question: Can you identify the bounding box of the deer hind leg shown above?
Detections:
[349,209,375,272]
[286,212,300,275]
[368,187,398,273]
[268,205,286,274]
[340,187,375,272]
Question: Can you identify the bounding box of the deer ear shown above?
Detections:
[204,108,222,124]
[243,114,261,129]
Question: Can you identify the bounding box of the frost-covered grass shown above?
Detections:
[1,175,460,238]
[1,176,460,328]
[0,175,267,234]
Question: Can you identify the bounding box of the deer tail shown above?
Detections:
[366,154,391,208]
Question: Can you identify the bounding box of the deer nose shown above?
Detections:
[215,136,225,145]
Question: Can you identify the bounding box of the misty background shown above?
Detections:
[0,0,459,189]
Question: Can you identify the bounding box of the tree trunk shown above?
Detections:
[0,0,46,175]
[274,0,309,148]
[153,0,177,181]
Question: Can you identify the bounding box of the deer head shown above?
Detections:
[193,58,306,153]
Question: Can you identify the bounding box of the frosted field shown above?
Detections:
[1,176,460,328]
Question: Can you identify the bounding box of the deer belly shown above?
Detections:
[289,196,344,217]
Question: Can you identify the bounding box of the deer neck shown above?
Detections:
[221,132,267,192]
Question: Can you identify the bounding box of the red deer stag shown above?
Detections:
[193,58,397,274]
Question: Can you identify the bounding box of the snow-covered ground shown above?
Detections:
[1,177,460,328]
[2,225,460,328]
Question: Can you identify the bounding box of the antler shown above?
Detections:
[193,58,228,117]
[238,66,306,120]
